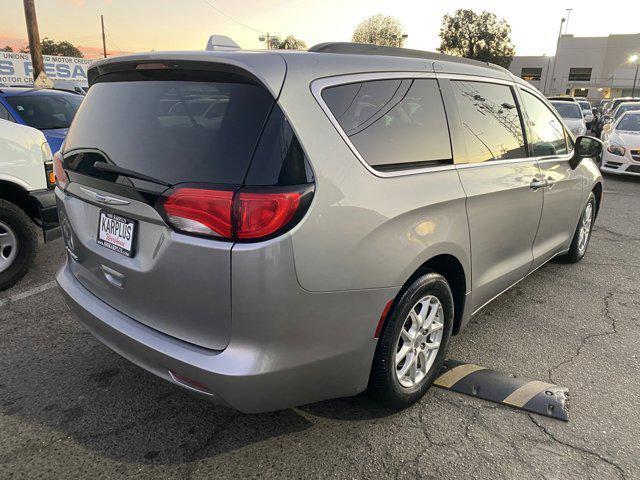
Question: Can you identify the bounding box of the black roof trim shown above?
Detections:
[308,42,509,72]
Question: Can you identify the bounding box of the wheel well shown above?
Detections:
[592,182,603,219]
[400,254,467,335]
[0,180,38,221]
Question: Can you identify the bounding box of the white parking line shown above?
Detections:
[0,281,58,307]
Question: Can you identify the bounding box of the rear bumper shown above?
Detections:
[29,188,60,242]
[57,253,397,413]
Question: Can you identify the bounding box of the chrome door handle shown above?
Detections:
[529,179,548,190]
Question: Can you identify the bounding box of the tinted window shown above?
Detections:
[520,68,542,81]
[520,91,568,156]
[245,104,314,186]
[6,93,82,129]
[551,101,582,119]
[451,81,526,163]
[64,80,275,185]
[0,103,13,121]
[322,79,451,170]
[568,68,592,82]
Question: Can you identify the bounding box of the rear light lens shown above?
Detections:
[162,188,233,238]
[159,186,311,241]
[52,151,69,190]
[235,192,301,239]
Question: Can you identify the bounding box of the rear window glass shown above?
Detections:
[321,79,452,170]
[6,93,82,130]
[64,80,275,185]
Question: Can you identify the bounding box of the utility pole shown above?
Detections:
[549,17,566,95]
[22,0,44,81]
[101,15,107,58]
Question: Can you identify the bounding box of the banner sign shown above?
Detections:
[0,52,91,87]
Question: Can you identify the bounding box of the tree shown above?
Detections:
[352,14,406,47]
[1,46,13,52]
[22,38,83,57]
[266,35,307,50]
[437,9,515,68]
[277,35,307,50]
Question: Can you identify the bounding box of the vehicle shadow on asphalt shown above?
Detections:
[1,296,401,467]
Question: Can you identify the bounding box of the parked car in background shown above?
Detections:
[0,119,60,290]
[598,99,610,112]
[603,101,640,137]
[0,87,83,153]
[546,95,578,102]
[550,100,587,137]
[595,97,640,137]
[577,100,594,129]
[600,111,640,177]
[52,80,87,95]
[55,44,603,413]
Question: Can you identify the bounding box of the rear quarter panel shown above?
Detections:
[277,56,471,293]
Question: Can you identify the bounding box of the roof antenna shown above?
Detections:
[205,35,241,51]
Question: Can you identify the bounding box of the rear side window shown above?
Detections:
[64,79,274,186]
[321,79,452,170]
[245,104,314,186]
[451,81,526,163]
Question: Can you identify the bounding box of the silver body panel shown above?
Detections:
[56,49,603,412]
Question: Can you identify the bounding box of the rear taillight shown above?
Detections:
[53,151,69,190]
[159,186,312,241]
[162,188,234,238]
[235,192,301,239]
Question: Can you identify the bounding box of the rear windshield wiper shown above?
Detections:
[93,162,172,188]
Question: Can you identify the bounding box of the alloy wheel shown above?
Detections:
[0,221,18,273]
[577,202,593,255]
[394,295,444,388]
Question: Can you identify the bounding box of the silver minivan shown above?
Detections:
[55,43,603,413]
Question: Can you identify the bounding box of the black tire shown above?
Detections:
[557,192,596,264]
[0,199,38,291]
[368,273,454,409]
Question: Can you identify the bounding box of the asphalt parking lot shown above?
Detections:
[1,175,639,480]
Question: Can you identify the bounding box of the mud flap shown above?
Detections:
[434,359,569,421]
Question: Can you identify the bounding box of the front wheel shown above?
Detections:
[557,192,596,264]
[0,200,37,291]
[368,273,454,409]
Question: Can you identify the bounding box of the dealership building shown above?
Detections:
[508,33,640,100]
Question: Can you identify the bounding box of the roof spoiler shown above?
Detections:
[205,35,241,51]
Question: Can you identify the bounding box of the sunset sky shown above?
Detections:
[2,0,639,59]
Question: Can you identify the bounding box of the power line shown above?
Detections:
[104,28,123,51]
[105,38,121,52]
[198,0,267,34]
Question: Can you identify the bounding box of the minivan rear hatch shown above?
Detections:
[58,59,285,350]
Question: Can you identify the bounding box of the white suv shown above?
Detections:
[0,119,60,290]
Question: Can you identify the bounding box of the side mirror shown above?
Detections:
[603,123,613,135]
[570,136,603,169]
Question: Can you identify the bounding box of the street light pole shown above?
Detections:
[628,55,639,98]
[549,17,566,95]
